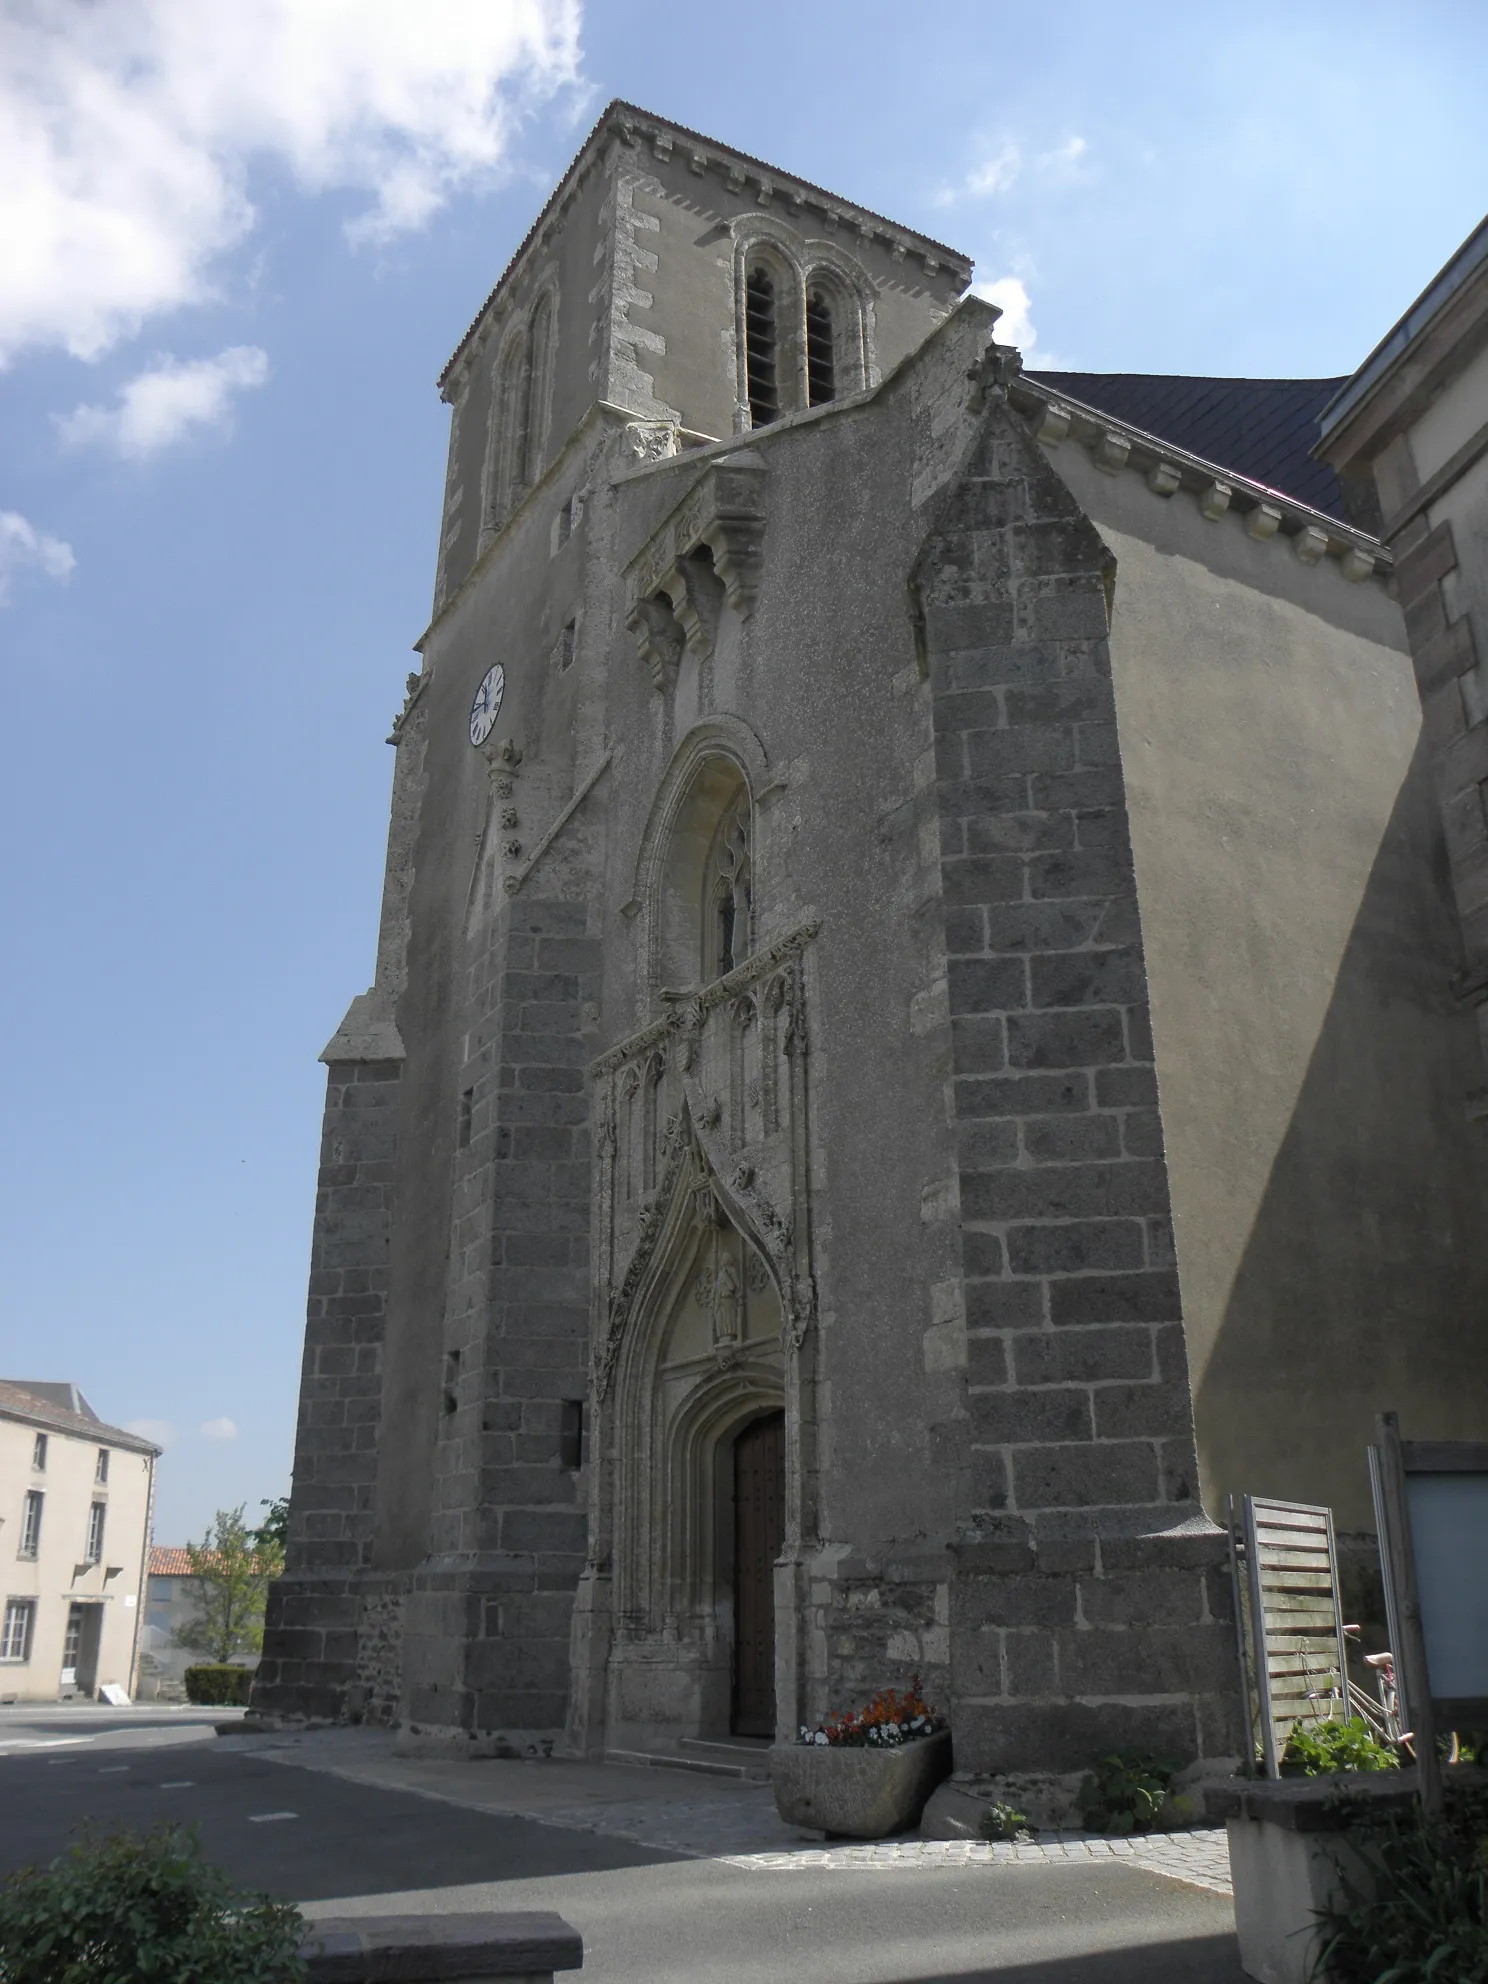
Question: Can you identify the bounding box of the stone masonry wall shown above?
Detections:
[399,897,600,1740]
[256,1056,401,1720]
[916,357,1243,1778]
[1393,515,1488,1095]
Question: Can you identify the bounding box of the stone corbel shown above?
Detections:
[623,452,768,689]
[627,594,685,690]
[672,550,726,655]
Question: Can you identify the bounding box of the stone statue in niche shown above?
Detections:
[711,1254,743,1368]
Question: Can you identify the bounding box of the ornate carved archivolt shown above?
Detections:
[591,921,818,1400]
[624,452,767,685]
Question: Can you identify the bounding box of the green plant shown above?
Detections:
[183,1664,254,1707]
[978,1802,1031,1842]
[252,1498,289,1556]
[1076,1753,1176,1836]
[1312,1782,1488,1982]
[174,1506,283,1664]
[1281,1716,1398,1777]
[0,1823,305,1982]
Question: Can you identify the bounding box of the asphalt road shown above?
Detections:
[0,1710,1248,1983]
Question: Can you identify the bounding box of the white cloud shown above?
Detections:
[58,346,269,457]
[938,134,1088,206]
[1042,135,1087,171]
[0,0,582,365]
[0,511,75,604]
[965,144,1021,199]
[973,277,1040,355]
[126,1417,176,1448]
[200,1416,239,1441]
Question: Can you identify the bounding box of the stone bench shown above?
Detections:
[299,1911,583,1983]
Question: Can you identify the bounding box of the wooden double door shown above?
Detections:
[732,1410,785,1737]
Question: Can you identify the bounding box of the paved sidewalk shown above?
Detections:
[232,1725,1233,1897]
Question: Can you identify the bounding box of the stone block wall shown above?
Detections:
[1392,516,1488,1090]
[256,1056,401,1720]
[399,898,598,1740]
[915,364,1243,1777]
[806,1560,952,1727]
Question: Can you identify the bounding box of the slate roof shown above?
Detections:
[1025,372,1349,521]
[0,1379,161,1456]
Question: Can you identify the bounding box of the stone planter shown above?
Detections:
[770,1729,952,1839]
[1205,1767,1488,1984]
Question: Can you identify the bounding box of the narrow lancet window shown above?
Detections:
[806,289,836,406]
[745,266,779,427]
[522,292,553,487]
[704,786,753,981]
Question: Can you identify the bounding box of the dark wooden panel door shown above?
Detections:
[733,1410,785,1737]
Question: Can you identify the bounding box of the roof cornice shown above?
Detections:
[1010,376,1389,584]
[1317,215,1488,465]
[437,99,973,401]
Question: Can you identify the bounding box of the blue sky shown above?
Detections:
[3,0,1485,1545]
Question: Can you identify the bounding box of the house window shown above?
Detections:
[745,266,780,427]
[32,1433,46,1472]
[806,288,836,405]
[19,1492,42,1561]
[703,786,753,981]
[1,1600,33,1663]
[95,1448,109,1485]
[85,1502,106,1565]
[457,1088,473,1150]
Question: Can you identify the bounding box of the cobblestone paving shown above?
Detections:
[249,1731,1234,1898]
[518,1795,1234,1897]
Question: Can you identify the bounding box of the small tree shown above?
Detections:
[253,1496,289,1555]
[173,1505,283,1665]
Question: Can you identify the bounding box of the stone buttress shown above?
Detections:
[916,357,1244,1785]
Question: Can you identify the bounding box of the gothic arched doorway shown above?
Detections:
[732,1409,784,1736]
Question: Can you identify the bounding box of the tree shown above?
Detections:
[172,1505,283,1665]
[252,1496,289,1555]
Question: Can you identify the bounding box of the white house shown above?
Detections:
[0,1380,159,1701]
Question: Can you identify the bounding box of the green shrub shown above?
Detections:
[0,1824,305,1982]
[184,1664,254,1706]
[1281,1716,1398,1777]
[1313,1782,1488,1982]
[1076,1753,1176,1836]
[978,1802,1032,1842]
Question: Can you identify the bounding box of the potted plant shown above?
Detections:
[770,1676,952,1839]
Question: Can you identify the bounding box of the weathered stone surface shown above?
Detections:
[299,1910,582,1980]
[770,1732,952,1839]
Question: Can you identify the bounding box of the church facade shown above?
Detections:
[254,104,1488,1794]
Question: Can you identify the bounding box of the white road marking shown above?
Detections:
[157,1780,195,1789]
[0,1738,92,1753]
[247,1811,298,1823]
[97,1766,129,1774]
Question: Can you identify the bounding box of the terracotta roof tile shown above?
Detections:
[148,1547,196,1576]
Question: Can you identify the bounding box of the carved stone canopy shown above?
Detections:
[625,452,767,686]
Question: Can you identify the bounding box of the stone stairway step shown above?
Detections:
[606,1741,773,1783]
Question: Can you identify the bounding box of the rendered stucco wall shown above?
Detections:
[1051,445,1488,1530]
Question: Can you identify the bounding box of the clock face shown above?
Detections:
[468,663,505,747]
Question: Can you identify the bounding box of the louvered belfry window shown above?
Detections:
[805,289,836,405]
[745,266,779,427]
